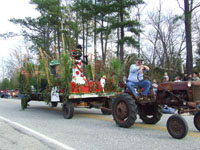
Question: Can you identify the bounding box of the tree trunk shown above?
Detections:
[94,0,97,80]
[82,21,85,64]
[184,0,193,74]
[119,6,124,63]
[116,12,120,58]
[86,22,89,56]
[57,0,61,55]
[101,17,105,64]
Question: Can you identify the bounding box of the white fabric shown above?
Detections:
[72,59,85,84]
[100,78,106,92]
[51,86,60,102]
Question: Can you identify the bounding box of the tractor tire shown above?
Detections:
[51,102,58,107]
[112,93,138,128]
[62,101,74,119]
[167,115,188,139]
[194,112,200,132]
[138,104,162,124]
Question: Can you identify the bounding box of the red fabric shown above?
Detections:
[70,81,103,93]
[75,64,83,73]
[76,71,79,75]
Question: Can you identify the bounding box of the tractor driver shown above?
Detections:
[126,57,151,100]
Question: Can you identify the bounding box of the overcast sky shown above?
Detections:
[0,0,39,60]
[0,0,182,65]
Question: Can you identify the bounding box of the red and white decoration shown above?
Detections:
[72,59,86,84]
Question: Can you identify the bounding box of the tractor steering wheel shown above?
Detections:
[137,68,146,81]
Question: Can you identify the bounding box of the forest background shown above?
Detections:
[0,0,200,90]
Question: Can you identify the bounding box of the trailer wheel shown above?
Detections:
[51,102,58,107]
[194,112,200,131]
[138,104,162,124]
[112,93,138,128]
[101,100,112,115]
[62,101,74,119]
[167,115,188,139]
[101,108,112,115]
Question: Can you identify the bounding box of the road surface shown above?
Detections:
[0,98,199,150]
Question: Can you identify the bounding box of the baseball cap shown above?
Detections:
[137,56,144,61]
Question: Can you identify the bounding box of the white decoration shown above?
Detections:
[100,76,106,92]
[73,76,86,84]
[51,86,60,102]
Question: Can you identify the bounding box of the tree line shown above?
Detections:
[0,0,200,90]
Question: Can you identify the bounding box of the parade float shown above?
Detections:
[18,45,200,139]
[19,45,121,118]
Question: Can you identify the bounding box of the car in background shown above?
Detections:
[0,91,3,98]
[0,90,9,98]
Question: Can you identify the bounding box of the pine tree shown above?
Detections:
[109,0,144,62]
[10,0,66,57]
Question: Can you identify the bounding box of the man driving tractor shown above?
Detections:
[126,57,151,100]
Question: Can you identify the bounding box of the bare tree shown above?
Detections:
[177,0,200,74]
[193,12,200,43]
[143,2,185,72]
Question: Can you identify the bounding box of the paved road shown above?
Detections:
[0,98,200,150]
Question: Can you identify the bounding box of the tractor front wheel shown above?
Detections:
[167,115,188,139]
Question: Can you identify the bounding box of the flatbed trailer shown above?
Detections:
[21,81,119,118]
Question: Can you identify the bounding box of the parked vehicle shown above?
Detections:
[0,90,9,98]
[0,91,3,98]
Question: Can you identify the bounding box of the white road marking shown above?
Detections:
[0,116,76,150]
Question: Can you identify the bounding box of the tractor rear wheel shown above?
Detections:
[138,104,162,124]
[194,112,200,132]
[62,100,74,119]
[167,115,188,139]
[112,93,138,128]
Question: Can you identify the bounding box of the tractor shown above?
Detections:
[112,80,200,139]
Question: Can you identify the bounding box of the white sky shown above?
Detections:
[0,0,183,64]
[0,0,39,60]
